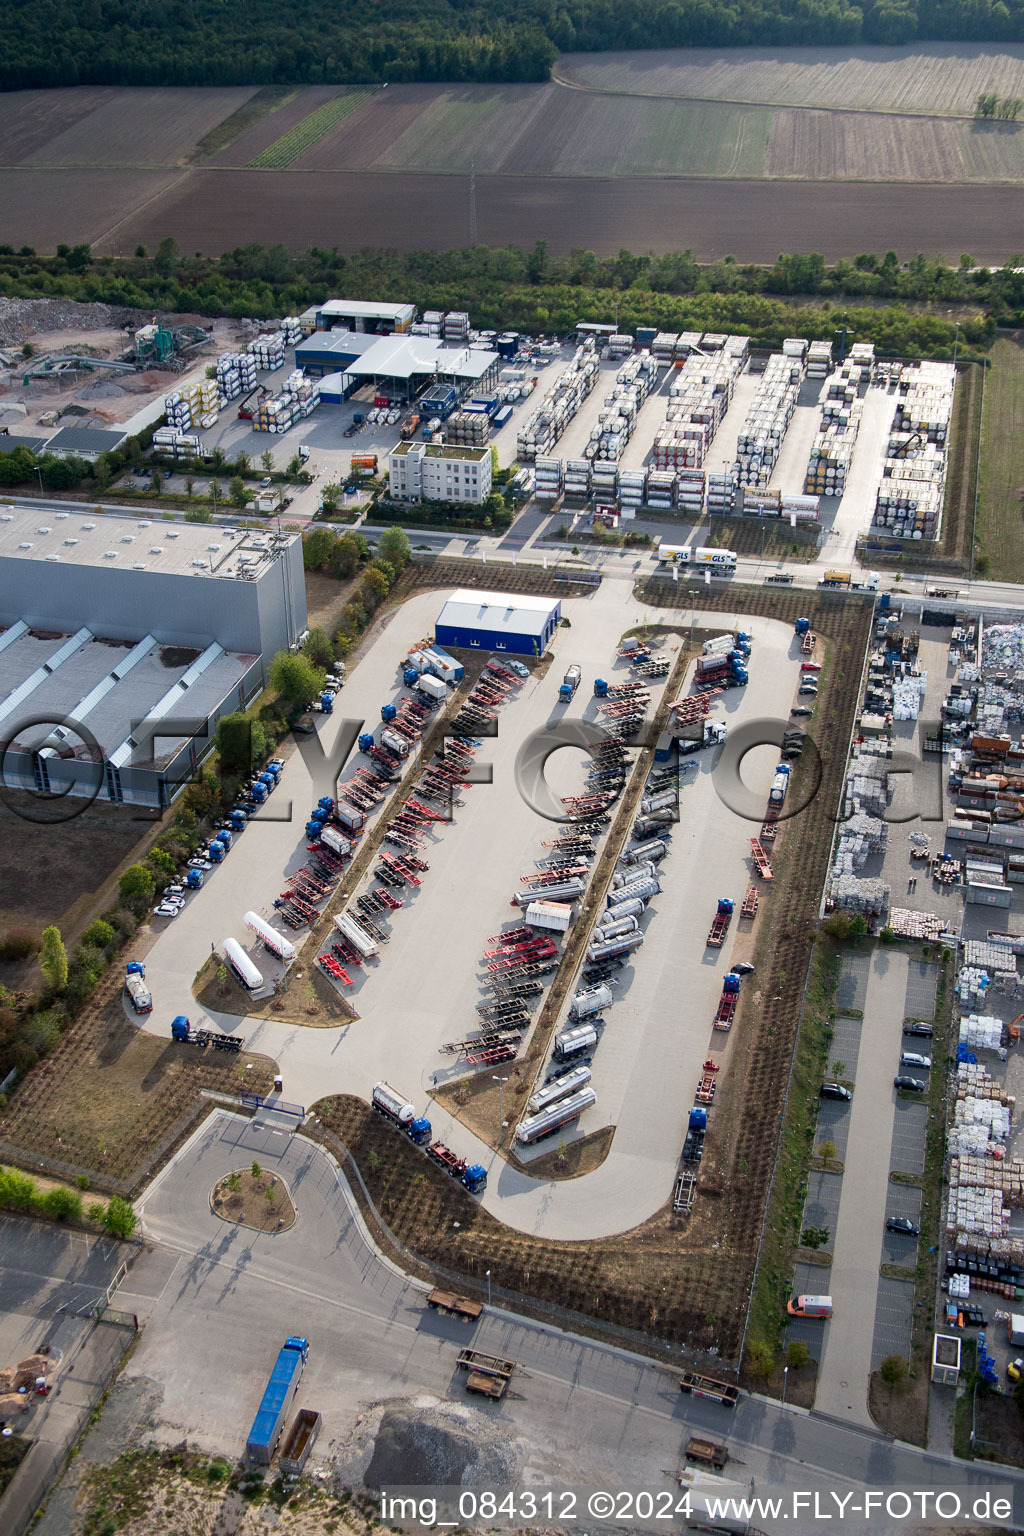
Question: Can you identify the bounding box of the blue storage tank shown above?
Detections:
[497,334,519,359]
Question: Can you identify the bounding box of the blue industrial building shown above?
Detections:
[435,589,561,657]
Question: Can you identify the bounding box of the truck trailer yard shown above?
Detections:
[11,316,1024,1501]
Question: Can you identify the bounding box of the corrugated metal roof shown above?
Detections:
[437,590,558,637]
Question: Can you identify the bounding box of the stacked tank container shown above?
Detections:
[516,342,599,460]
[253,372,320,434]
[806,339,833,380]
[152,427,202,460]
[645,470,677,511]
[247,332,285,371]
[592,463,618,504]
[653,350,739,470]
[653,333,680,363]
[444,311,470,342]
[164,376,219,430]
[732,346,805,489]
[280,316,303,347]
[676,468,705,516]
[534,457,563,500]
[871,360,954,540]
[563,459,592,499]
[618,469,647,513]
[707,471,737,516]
[804,363,863,497]
[216,350,258,405]
[445,411,489,447]
[608,334,633,359]
[845,341,876,385]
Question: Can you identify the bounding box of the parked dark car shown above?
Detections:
[886,1216,921,1236]
[894,1076,926,1093]
[820,1082,852,1102]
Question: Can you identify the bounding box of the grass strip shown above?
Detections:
[188,85,301,163]
[248,89,373,169]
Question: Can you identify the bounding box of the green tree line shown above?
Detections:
[1,0,1024,88]
[0,241,1014,358]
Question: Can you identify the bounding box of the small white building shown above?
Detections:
[931,1333,961,1386]
[388,441,492,506]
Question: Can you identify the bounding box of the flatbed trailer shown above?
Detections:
[707,902,733,947]
[750,838,774,879]
[714,993,737,1030]
[678,1371,739,1407]
[427,1288,484,1320]
[673,1171,697,1214]
[695,1061,719,1104]
[685,1436,729,1470]
[457,1348,517,1398]
[801,630,816,654]
[740,885,759,918]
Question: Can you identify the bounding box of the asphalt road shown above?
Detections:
[125,1113,1024,1534]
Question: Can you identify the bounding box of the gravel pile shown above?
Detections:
[0,297,151,347]
[363,1399,518,1490]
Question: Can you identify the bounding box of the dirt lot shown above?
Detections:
[93,169,1024,264]
[0,976,277,1192]
[78,1448,373,1536]
[0,801,159,955]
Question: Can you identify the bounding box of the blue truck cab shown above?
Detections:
[463,1164,487,1194]
[408,1115,432,1145]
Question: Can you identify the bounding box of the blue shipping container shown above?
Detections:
[492,405,513,429]
[246,1338,309,1463]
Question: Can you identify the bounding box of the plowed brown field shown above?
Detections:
[557,43,1024,115]
[91,169,1024,264]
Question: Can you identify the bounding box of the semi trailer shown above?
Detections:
[246,1337,309,1464]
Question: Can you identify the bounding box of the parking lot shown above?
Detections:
[137,570,822,1238]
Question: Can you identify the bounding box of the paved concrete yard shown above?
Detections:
[814,948,910,1426]
[122,1111,1024,1535]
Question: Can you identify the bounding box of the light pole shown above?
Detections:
[492,1075,509,1146]
[35,466,44,498]
[486,1269,492,1307]
[953,321,962,371]
[782,1365,789,1406]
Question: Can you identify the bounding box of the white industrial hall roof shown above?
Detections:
[0,505,296,579]
[436,589,559,636]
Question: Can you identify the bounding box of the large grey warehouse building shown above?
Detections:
[0,506,306,808]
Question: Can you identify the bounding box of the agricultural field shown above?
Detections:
[105,168,1024,263]
[311,86,771,178]
[977,333,1024,583]
[0,167,180,253]
[557,43,1024,115]
[2,48,1024,258]
[13,86,257,167]
[292,80,1024,183]
[247,87,374,168]
[210,85,342,166]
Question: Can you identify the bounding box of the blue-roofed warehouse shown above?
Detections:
[435,588,561,658]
